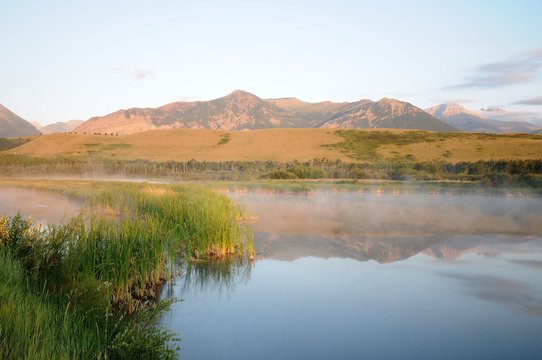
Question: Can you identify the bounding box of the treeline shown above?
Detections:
[0,138,31,151]
[266,159,542,186]
[1,154,541,186]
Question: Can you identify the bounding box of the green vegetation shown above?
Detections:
[1,153,541,187]
[331,130,541,162]
[324,130,452,160]
[0,180,253,358]
[83,142,133,155]
[217,133,231,145]
[0,137,31,151]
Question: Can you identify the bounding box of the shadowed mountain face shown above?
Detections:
[426,103,541,133]
[0,104,40,137]
[75,90,457,135]
[320,98,456,131]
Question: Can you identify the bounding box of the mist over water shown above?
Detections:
[1,184,540,358]
[226,189,542,261]
[162,188,542,360]
[0,186,81,224]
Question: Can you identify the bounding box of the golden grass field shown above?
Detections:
[5,128,542,163]
[378,132,542,162]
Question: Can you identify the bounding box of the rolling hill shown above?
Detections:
[75,90,457,135]
[0,104,40,138]
[6,128,541,163]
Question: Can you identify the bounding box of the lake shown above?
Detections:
[160,188,542,360]
[0,186,81,224]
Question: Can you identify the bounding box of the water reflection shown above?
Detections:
[441,272,542,317]
[161,188,542,359]
[228,190,542,263]
[509,259,542,270]
[179,257,253,296]
[0,186,81,224]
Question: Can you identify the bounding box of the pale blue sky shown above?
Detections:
[1,0,541,124]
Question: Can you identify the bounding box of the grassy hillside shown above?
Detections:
[5,128,542,163]
[6,128,348,161]
[329,130,542,162]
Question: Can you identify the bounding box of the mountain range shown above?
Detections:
[75,90,456,135]
[425,103,540,133]
[2,90,541,138]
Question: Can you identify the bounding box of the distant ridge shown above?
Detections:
[0,104,40,137]
[40,120,84,134]
[75,90,457,135]
[320,97,456,131]
[425,103,541,133]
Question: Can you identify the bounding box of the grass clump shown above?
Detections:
[0,214,178,359]
[0,246,103,359]
[217,132,231,145]
[0,181,254,358]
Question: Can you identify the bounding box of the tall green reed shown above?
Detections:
[0,181,253,358]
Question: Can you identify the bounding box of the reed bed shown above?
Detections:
[0,180,254,358]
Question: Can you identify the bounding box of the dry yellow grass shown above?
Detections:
[7,128,349,162]
[4,128,542,163]
[379,134,542,162]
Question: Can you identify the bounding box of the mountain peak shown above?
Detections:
[225,89,259,98]
[377,97,393,103]
[425,103,477,118]
[376,97,405,106]
[424,103,540,133]
[319,97,456,131]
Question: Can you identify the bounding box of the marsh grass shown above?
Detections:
[0,180,253,358]
[0,247,106,359]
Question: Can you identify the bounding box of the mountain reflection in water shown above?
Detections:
[227,189,542,262]
[161,188,542,360]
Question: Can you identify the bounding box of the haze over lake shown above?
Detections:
[2,1,542,358]
[161,188,542,359]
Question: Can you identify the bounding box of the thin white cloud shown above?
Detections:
[480,106,505,113]
[111,65,154,80]
[131,68,154,80]
[111,64,127,72]
[511,96,542,105]
[445,48,542,89]
[479,109,542,126]
[176,96,201,102]
[432,97,476,104]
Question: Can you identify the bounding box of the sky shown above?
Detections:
[1,0,542,125]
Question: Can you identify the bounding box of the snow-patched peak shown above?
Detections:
[425,103,478,119]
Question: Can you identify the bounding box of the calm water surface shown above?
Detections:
[0,186,81,224]
[161,189,542,360]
